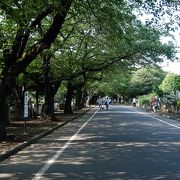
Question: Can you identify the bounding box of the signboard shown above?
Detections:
[24,91,29,118]
[176,90,180,100]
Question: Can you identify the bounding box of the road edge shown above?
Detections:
[0,107,93,162]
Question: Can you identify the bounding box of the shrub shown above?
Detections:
[138,95,151,107]
[176,100,180,108]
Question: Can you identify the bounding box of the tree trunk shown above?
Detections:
[35,92,39,117]
[0,86,11,140]
[82,90,88,108]
[64,83,74,114]
[44,93,55,119]
[44,88,55,120]
[75,87,83,110]
[44,81,62,120]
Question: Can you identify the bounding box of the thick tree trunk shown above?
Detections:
[44,81,62,120]
[44,89,56,120]
[44,94,55,119]
[0,86,11,140]
[64,77,86,114]
[75,87,83,110]
[0,105,9,140]
[82,90,88,108]
[64,83,74,114]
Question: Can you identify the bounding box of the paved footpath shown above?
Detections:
[0,105,180,179]
[0,107,91,162]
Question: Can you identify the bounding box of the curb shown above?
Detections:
[160,114,180,121]
[139,107,180,121]
[0,108,92,162]
[153,112,180,121]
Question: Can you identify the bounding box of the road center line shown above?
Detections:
[32,109,98,180]
[139,111,180,129]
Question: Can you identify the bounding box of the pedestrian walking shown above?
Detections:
[105,97,110,111]
[97,96,103,109]
[132,98,137,107]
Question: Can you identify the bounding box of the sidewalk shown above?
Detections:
[156,110,180,121]
[0,107,92,162]
[138,106,180,121]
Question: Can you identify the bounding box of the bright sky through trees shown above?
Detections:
[133,2,180,75]
[160,28,180,74]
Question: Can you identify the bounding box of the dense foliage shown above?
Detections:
[0,0,179,140]
[159,74,180,94]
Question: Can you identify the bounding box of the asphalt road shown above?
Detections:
[1,105,180,179]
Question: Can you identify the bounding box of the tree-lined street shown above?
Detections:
[0,1,179,140]
[1,105,180,179]
[0,1,179,179]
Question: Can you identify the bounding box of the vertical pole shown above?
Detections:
[23,91,29,134]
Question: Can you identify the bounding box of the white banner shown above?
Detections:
[24,91,29,118]
[176,90,180,100]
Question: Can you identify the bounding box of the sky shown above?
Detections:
[136,11,180,75]
[161,60,180,74]
[160,30,180,75]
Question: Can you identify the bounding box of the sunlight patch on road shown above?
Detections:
[138,111,180,130]
[0,173,15,178]
[32,109,98,180]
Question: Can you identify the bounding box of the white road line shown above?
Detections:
[139,111,180,129]
[97,111,139,113]
[32,109,98,180]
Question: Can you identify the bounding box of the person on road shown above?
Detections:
[97,96,103,109]
[152,100,158,112]
[105,97,110,111]
[132,98,137,107]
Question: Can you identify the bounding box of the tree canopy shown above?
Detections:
[159,74,180,94]
[0,0,179,140]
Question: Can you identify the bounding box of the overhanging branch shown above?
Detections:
[13,0,73,76]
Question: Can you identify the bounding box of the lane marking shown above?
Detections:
[97,111,140,114]
[32,109,98,180]
[139,111,180,129]
[98,106,180,130]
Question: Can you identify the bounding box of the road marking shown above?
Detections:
[97,111,139,113]
[139,111,180,129]
[32,109,98,180]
